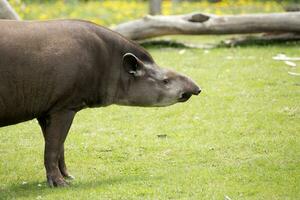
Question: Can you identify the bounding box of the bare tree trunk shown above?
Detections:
[149,0,161,15]
[113,12,300,40]
[0,0,20,20]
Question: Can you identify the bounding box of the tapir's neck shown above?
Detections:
[90,25,153,106]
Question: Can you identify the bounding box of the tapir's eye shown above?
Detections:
[163,79,169,84]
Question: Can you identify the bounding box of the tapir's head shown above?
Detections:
[115,52,201,107]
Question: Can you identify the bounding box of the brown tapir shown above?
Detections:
[0,19,201,187]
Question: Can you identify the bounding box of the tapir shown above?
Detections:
[0,19,201,187]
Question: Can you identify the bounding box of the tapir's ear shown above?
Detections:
[123,53,142,76]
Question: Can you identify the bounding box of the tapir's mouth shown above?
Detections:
[178,93,192,102]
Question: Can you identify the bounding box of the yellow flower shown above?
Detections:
[39,14,48,20]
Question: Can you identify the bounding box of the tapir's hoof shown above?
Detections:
[47,175,69,187]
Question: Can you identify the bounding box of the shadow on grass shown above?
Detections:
[218,39,300,48]
[1,175,162,199]
[139,39,300,50]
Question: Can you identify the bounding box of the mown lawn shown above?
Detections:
[0,37,299,199]
[1,1,300,199]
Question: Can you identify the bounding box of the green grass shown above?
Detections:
[1,0,300,199]
[0,38,299,199]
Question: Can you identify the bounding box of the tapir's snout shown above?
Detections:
[178,89,201,102]
[178,78,201,102]
[192,86,202,95]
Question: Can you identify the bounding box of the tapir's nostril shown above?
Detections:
[192,88,201,95]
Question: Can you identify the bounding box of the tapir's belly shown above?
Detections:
[0,85,45,127]
[0,69,58,127]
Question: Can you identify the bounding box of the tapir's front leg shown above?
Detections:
[38,111,75,187]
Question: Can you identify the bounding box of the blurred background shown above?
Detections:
[8,0,300,27]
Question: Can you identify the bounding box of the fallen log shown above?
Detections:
[113,12,300,40]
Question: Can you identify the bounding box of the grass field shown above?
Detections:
[1,1,300,199]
